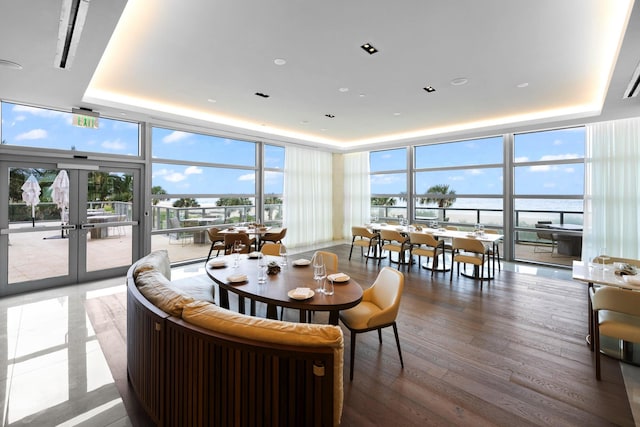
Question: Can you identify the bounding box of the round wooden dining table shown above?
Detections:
[206,254,363,324]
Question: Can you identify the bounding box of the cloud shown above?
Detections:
[370,174,401,184]
[163,131,190,143]
[164,172,186,182]
[514,156,529,162]
[529,164,550,172]
[468,169,483,175]
[16,129,47,140]
[184,166,203,175]
[539,153,581,161]
[101,139,126,150]
[239,173,256,181]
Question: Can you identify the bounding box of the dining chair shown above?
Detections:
[205,227,226,262]
[168,216,189,246]
[260,227,287,248]
[223,232,253,254]
[590,286,640,380]
[450,237,490,289]
[313,250,339,271]
[260,242,281,256]
[534,221,557,255]
[349,226,380,263]
[409,232,445,276]
[379,229,411,266]
[484,229,502,272]
[339,266,405,381]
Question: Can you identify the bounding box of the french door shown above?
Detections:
[0,158,142,296]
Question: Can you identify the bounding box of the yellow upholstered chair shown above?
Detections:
[379,229,410,266]
[205,227,226,262]
[450,237,490,288]
[260,242,281,256]
[313,250,339,271]
[590,286,640,380]
[349,226,380,263]
[339,267,405,381]
[409,232,445,276]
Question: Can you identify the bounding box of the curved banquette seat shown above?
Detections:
[127,250,344,426]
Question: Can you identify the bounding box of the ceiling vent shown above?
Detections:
[54,0,91,69]
[624,59,640,98]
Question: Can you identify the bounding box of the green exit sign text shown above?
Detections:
[72,113,99,129]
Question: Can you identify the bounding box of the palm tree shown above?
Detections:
[371,197,396,206]
[420,184,456,208]
[151,186,168,205]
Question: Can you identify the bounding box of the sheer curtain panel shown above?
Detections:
[283,146,333,248]
[584,117,640,261]
[342,152,371,238]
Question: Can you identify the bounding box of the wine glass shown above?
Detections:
[233,239,242,267]
[312,253,325,293]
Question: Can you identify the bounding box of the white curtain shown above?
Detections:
[342,152,370,238]
[584,117,640,261]
[283,146,333,248]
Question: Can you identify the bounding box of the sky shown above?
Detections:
[1,102,285,196]
[2,101,585,199]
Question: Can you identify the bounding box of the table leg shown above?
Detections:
[588,283,594,350]
[219,288,230,310]
[328,311,339,325]
[266,304,278,320]
[299,309,308,323]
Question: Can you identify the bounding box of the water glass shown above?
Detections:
[314,263,326,293]
[257,254,267,283]
[323,276,334,296]
[279,245,288,268]
[599,247,611,270]
[233,240,242,267]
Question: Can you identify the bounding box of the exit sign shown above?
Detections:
[72,113,99,129]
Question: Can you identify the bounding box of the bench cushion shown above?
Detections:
[132,249,172,280]
[136,269,195,317]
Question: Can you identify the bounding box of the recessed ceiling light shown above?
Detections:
[517,82,529,88]
[393,112,401,116]
[338,87,349,92]
[451,77,469,86]
[0,59,23,70]
[274,58,287,66]
[360,43,378,55]
[207,98,217,103]
[359,93,366,97]
[255,92,270,98]
[325,114,335,118]
[423,86,436,93]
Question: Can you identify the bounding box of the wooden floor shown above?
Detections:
[93,243,633,426]
[306,244,632,426]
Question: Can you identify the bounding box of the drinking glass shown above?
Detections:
[257,253,267,283]
[312,253,325,292]
[279,245,288,268]
[233,240,242,267]
[324,275,335,296]
[314,263,326,294]
[599,247,611,270]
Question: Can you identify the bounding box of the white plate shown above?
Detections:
[623,275,640,285]
[288,288,314,300]
[293,258,311,266]
[248,252,262,259]
[207,259,227,268]
[327,273,350,282]
[227,274,248,283]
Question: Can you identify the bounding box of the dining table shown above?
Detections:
[219,226,272,251]
[205,254,363,324]
[367,223,503,277]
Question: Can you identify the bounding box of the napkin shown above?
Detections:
[208,259,227,268]
[328,273,349,281]
[227,274,248,283]
[292,287,312,298]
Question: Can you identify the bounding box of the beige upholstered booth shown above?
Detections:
[339,267,405,381]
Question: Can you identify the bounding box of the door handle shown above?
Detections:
[80,223,96,229]
[62,224,77,231]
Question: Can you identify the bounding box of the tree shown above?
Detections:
[216,197,252,206]
[371,197,396,206]
[151,186,168,205]
[264,196,283,221]
[420,184,456,208]
[173,198,200,207]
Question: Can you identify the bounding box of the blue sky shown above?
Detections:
[1,102,285,195]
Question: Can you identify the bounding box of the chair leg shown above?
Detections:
[595,313,601,380]
[378,328,382,343]
[392,322,404,368]
[350,331,357,381]
[348,242,354,260]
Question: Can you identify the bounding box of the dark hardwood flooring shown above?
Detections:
[92,244,634,426]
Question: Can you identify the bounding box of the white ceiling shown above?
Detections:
[1,0,640,152]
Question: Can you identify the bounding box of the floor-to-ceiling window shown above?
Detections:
[369,148,408,222]
[513,127,585,263]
